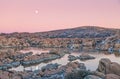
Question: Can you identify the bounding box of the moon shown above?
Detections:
[35,10,39,14]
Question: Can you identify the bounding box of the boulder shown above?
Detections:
[105,74,120,79]
[97,58,120,76]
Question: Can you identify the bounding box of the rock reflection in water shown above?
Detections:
[10,48,120,72]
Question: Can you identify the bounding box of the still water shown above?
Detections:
[10,48,120,71]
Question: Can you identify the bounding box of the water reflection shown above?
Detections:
[10,48,120,71]
[20,47,49,55]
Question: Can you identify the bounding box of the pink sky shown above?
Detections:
[0,0,120,33]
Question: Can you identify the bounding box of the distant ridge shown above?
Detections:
[35,26,118,38]
[0,26,119,38]
[39,26,118,33]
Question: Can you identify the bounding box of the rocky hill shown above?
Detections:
[0,26,119,38]
[38,26,118,38]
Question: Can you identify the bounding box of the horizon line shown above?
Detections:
[0,25,119,34]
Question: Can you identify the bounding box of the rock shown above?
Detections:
[68,55,77,61]
[82,39,94,47]
[105,74,120,79]
[0,36,30,48]
[79,53,95,61]
[119,49,120,53]
[49,49,66,57]
[0,61,20,70]
[41,72,64,79]
[114,52,120,57]
[108,47,113,53]
[41,63,60,71]
[10,52,33,61]
[84,75,102,79]
[28,61,87,79]
[0,70,30,79]
[64,61,87,77]
[114,43,120,51]
[68,54,95,61]
[97,58,111,74]
[21,53,61,66]
[97,58,120,76]
[90,71,105,78]
[49,49,59,54]
[65,70,90,79]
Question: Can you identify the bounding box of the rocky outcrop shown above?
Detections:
[0,36,30,48]
[0,49,35,70]
[41,61,86,76]
[97,35,120,52]
[0,35,120,53]
[0,49,22,70]
[23,61,88,79]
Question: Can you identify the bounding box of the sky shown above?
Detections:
[0,0,120,33]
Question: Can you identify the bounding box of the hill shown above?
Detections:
[0,26,119,38]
